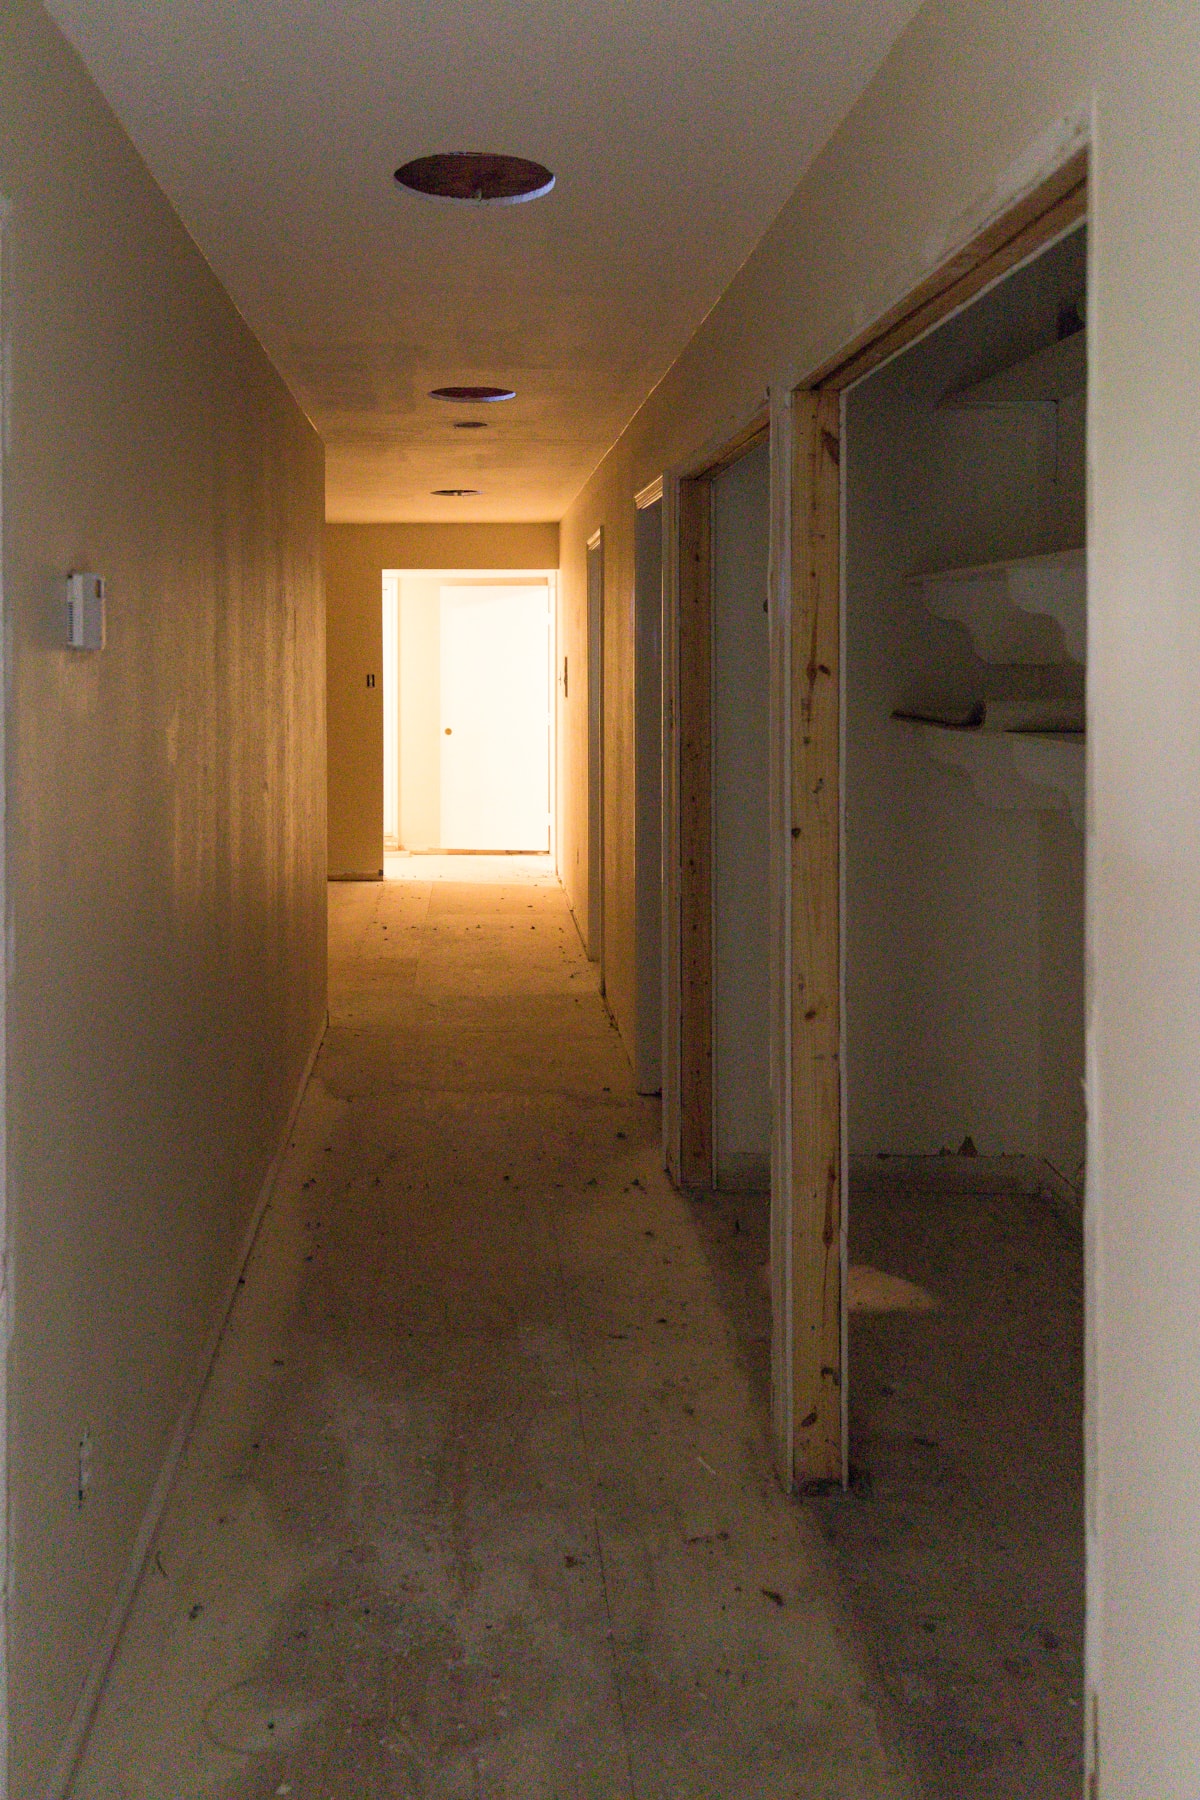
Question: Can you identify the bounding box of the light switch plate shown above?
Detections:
[67,572,106,650]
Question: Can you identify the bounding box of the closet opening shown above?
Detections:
[820,218,1087,1800]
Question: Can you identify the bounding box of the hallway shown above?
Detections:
[73,865,910,1800]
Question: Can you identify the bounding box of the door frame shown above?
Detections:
[661,144,1089,1496]
[783,144,1089,1491]
[633,481,664,1096]
[380,567,556,858]
[662,405,770,1192]
[0,200,9,1799]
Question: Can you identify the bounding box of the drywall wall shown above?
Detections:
[557,0,1200,1790]
[326,523,558,879]
[1,3,326,1793]
[843,227,1086,1175]
[711,442,771,1188]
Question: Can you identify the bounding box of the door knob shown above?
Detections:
[444,727,452,735]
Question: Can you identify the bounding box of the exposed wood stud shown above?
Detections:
[789,386,843,1487]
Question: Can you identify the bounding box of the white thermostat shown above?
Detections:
[66,573,106,650]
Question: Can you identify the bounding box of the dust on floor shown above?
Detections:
[71,862,912,1800]
[808,1162,1084,1800]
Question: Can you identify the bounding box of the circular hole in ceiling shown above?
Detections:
[431,385,518,403]
[429,385,515,403]
[452,420,489,430]
[432,488,481,497]
[395,152,555,205]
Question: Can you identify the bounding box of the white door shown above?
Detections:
[440,584,551,851]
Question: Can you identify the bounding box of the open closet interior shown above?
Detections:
[816,224,1087,1800]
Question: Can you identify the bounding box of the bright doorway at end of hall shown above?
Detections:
[382,570,555,853]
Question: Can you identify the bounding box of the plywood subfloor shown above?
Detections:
[71,863,911,1800]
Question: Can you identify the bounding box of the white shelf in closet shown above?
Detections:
[939,329,1085,410]
[895,717,1084,830]
[910,546,1085,666]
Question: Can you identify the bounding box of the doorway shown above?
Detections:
[783,146,1088,1491]
[633,489,663,1095]
[811,206,1088,1800]
[669,421,771,1191]
[382,570,555,854]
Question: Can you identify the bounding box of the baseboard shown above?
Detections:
[328,870,383,882]
[48,1011,328,1800]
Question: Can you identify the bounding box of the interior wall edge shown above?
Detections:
[46,1014,328,1800]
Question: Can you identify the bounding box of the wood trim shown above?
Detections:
[677,473,713,1187]
[677,401,771,480]
[586,531,605,971]
[700,415,769,481]
[810,147,1088,394]
[789,388,844,1487]
[635,474,664,509]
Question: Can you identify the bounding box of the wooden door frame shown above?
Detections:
[782,145,1089,1490]
[585,530,605,973]
[662,403,770,1190]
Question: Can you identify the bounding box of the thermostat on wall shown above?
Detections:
[66,573,106,650]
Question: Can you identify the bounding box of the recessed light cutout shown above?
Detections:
[432,488,481,497]
[395,152,555,205]
[429,385,515,404]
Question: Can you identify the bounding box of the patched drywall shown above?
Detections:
[326,524,559,880]
[1,2,326,1792]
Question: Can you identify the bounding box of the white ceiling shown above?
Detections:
[45,0,922,522]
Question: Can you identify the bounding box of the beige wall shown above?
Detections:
[326,523,559,879]
[558,0,1200,1791]
[1,3,327,1794]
